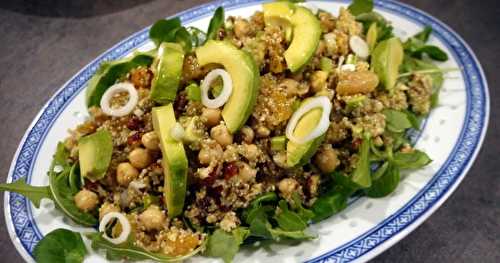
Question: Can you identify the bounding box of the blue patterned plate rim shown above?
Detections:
[3,0,489,262]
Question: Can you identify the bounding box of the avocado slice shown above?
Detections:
[78,129,113,181]
[286,103,325,167]
[264,4,321,72]
[86,52,154,107]
[150,43,185,104]
[371,37,404,92]
[195,40,260,133]
[152,104,188,217]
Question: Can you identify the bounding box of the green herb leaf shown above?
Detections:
[0,177,52,208]
[49,143,98,226]
[205,228,249,263]
[88,232,204,262]
[34,229,87,263]
[186,26,207,47]
[205,7,225,43]
[149,17,182,46]
[312,191,348,222]
[268,227,314,240]
[413,26,432,42]
[393,150,432,169]
[413,45,448,61]
[403,26,448,62]
[356,12,394,41]
[403,110,422,130]
[348,0,374,16]
[400,56,444,108]
[275,200,307,231]
[68,163,82,194]
[383,109,413,133]
[351,135,372,188]
[365,162,400,197]
[291,192,315,222]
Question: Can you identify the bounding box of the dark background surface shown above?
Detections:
[0,0,498,262]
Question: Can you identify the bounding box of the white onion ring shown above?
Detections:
[170,122,185,142]
[100,82,138,117]
[286,96,332,144]
[99,212,131,245]
[200,69,233,109]
[349,35,370,59]
[340,64,356,72]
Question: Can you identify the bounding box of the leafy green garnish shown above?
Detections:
[356,12,394,42]
[87,232,205,262]
[205,7,225,43]
[393,150,432,169]
[312,191,348,222]
[186,26,207,47]
[275,200,307,231]
[205,228,249,263]
[86,52,154,107]
[383,109,413,133]
[34,229,87,263]
[365,162,400,198]
[351,135,372,188]
[348,0,374,16]
[49,143,98,226]
[149,17,182,46]
[0,177,51,208]
[403,26,448,62]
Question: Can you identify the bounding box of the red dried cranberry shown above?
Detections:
[126,116,143,130]
[173,93,188,116]
[223,162,239,180]
[127,132,141,145]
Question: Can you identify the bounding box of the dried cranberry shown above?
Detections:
[202,165,221,186]
[126,116,143,130]
[223,162,239,180]
[84,179,99,191]
[127,132,141,145]
[173,93,188,116]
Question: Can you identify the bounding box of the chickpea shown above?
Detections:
[141,131,160,150]
[128,148,152,169]
[201,108,221,127]
[99,202,120,220]
[278,178,299,196]
[116,162,139,186]
[74,189,99,212]
[233,19,251,38]
[314,144,340,173]
[242,144,259,162]
[198,143,223,165]
[237,162,257,182]
[210,124,233,147]
[138,205,166,231]
[240,126,254,143]
[255,126,270,138]
[279,78,300,96]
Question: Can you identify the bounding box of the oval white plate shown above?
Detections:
[3,0,489,262]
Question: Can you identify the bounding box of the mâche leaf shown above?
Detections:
[205,7,225,43]
[348,0,374,16]
[205,228,249,263]
[0,177,52,208]
[34,229,87,263]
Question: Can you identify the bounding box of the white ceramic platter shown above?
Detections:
[4,0,489,262]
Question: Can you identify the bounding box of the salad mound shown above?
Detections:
[0,1,451,262]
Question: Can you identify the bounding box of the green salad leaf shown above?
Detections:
[356,12,394,42]
[365,162,400,198]
[205,228,249,263]
[403,26,448,62]
[88,232,205,262]
[348,0,374,16]
[49,143,98,226]
[150,17,182,45]
[383,109,413,133]
[34,228,87,263]
[0,177,52,208]
[312,191,348,222]
[393,150,432,169]
[205,7,225,43]
[351,135,372,188]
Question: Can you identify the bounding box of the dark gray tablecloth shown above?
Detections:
[0,0,498,262]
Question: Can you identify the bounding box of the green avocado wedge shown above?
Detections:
[195,40,260,133]
[152,104,188,217]
[85,52,154,107]
[264,3,321,73]
[286,106,325,167]
[371,37,404,92]
[150,43,185,104]
[78,129,113,182]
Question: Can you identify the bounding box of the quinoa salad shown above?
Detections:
[0,1,452,262]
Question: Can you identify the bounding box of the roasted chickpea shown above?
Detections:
[255,126,270,138]
[240,126,254,143]
[141,131,160,150]
[99,201,120,220]
[201,108,221,127]
[278,178,299,196]
[234,19,251,38]
[242,144,259,162]
[138,205,166,231]
[116,162,139,186]
[74,189,99,212]
[198,143,223,165]
[128,148,152,169]
[308,175,321,197]
[314,144,340,173]
[237,162,257,182]
[210,124,233,147]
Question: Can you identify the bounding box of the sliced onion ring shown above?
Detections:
[349,35,370,59]
[200,69,233,109]
[100,82,138,117]
[98,212,131,245]
[286,96,332,144]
